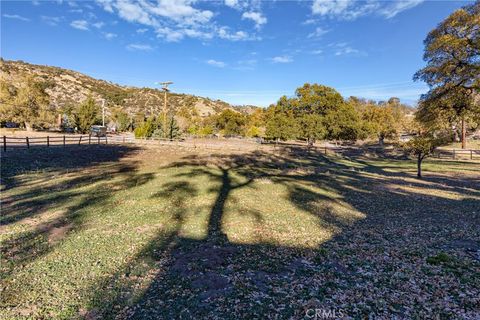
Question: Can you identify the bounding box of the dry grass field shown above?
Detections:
[1,144,479,319]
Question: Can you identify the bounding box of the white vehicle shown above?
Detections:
[90,125,107,137]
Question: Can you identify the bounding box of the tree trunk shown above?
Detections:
[461,116,466,149]
[417,154,422,179]
[379,135,384,146]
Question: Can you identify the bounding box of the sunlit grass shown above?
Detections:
[1,146,478,318]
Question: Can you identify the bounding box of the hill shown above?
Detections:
[0,59,258,120]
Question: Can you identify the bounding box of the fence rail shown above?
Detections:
[2,135,107,151]
[2,135,479,161]
[435,148,480,160]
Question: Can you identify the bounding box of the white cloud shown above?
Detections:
[206,59,226,68]
[96,0,114,13]
[155,26,214,42]
[3,14,30,22]
[155,27,185,42]
[303,18,317,25]
[242,11,267,29]
[136,0,213,26]
[225,0,240,9]
[96,0,258,43]
[41,16,62,26]
[335,47,359,56]
[308,27,329,38]
[310,49,323,55]
[311,0,423,20]
[380,0,424,19]
[115,1,158,27]
[103,32,117,40]
[70,20,89,30]
[271,56,292,64]
[331,43,366,57]
[217,26,249,41]
[126,43,153,51]
[93,22,105,28]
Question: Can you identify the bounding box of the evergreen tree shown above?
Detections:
[74,97,100,133]
[166,116,181,140]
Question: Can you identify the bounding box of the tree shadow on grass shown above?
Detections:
[122,149,478,318]
[6,146,479,318]
[0,145,155,282]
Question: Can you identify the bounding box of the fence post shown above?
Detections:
[471,150,473,160]
[63,135,66,147]
[105,136,108,144]
[324,145,327,155]
[79,136,82,145]
[123,136,125,143]
[89,134,91,144]
[453,149,455,160]
[98,136,100,144]
[3,136,6,152]
[47,136,50,147]
[26,137,30,149]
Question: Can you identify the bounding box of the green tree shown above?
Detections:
[74,97,100,133]
[59,104,76,130]
[298,114,326,146]
[404,134,448,178]
[135,116,158,138]
[265,112,298,142]
[165,116,181,140]
[0,75,53,130]
[215,109,246,136]
[153,116,181,140]
[324,103,361,141]
[293,83,344,116]
[245,125,262,138]
[268,84,361,144]
[361,104,398,145]
[111,108,131,132]
[198,124,214,136]
[133,112,146,129]
[414,1,480,149]
[245,108,266,137]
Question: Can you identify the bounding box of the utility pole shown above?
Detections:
[102,99,106,127]
[157,81,173,136]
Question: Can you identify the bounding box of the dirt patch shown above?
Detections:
[47,223,74,244]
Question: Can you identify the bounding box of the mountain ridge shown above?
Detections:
[0,59,259,120]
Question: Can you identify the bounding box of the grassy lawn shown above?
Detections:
[1,145,479,319]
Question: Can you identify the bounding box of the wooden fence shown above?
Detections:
[434,148,480,160]
[2,135,108,151]
[2,135,479,160]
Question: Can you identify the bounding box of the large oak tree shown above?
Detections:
[414,1,480,148]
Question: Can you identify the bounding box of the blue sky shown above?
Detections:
[1,0,472,107]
